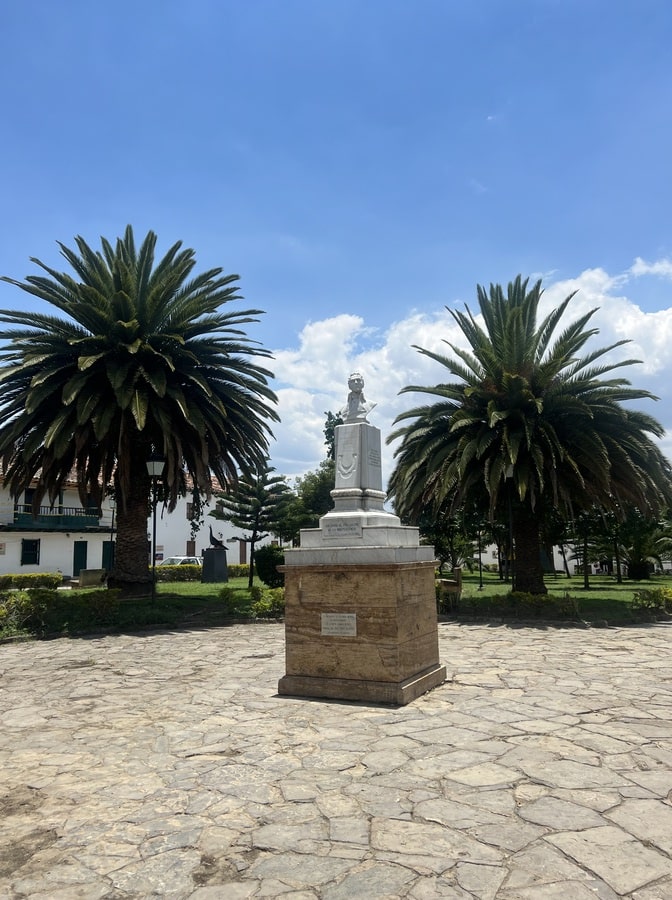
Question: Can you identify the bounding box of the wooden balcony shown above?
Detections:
[6,505,103,531]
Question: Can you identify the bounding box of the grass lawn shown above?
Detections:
[117,577,261,628]
[452,570,671,624]
[153,571,669,628]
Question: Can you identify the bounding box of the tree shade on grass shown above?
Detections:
[0,226,279,595]
[388,275,672,595]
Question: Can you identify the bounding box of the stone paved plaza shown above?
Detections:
[1,621,671,899]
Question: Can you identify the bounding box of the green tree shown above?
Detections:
[295,458,336,527]
[0,227,278,595]
[618,508,672,580]
[211,465,291,589]
[388,275,672,595]
[270,412,341,544]
[418,506,476,574]
[323,410,343,460]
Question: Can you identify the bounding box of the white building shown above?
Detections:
[0,479,260,578]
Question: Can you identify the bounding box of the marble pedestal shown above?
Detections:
[278,413,446,705]
[278,556,446,705]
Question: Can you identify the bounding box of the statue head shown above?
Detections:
[348,372,364,393]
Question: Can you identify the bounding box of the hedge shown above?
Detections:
[155,563,251,582]
[0,572,63,590]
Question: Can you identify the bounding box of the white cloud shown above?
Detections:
[268,266,672,486]
[540,267,672,376]
[630,257,672,279]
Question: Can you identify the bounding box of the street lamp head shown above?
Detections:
[146,454,165,478]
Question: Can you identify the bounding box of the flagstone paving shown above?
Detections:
[1,621,671,898]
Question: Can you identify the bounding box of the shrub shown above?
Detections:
[436,579,461,614]
[227,563,250,579]
[0,572,63,590]
[254,545,285,588]
[629,586,672,618]
[218,585,247,615]
[155,564,201,582]
[459,591,578,620]
[249,586,285,619]
[0,590,36,635]
[0,587,123,636]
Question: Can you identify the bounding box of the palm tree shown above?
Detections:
[388,275,672,595]
[0,226,279,595]
[617,508,672,580]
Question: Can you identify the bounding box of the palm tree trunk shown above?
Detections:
[109,470,152,596]
[512,511,547,595]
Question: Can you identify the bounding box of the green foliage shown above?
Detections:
[0,588,121,636]
[421,508,475,573]
[0,226,278,590]
[458,590,579,620]
[155,564,202,582]
[619,508,672,580]
[436,578,462,614]
[295,459,335,526]
[0,573,63,590]
[323,410,343,460]
[389,274,672,596]
[0,590,35,635]
[254,544,285,587]
[213,463,292,588]
[227,564,250,579]
[249,586,285,619]
[218,585,247,615]
[629,586,672,618]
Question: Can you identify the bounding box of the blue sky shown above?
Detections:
[1,0,671,480]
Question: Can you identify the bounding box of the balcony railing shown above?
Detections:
[11,505,102,530]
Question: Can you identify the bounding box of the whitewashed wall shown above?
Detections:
[0,485,268,577]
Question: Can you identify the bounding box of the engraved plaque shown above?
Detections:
[323,521,363,540]
[321,613,357,636]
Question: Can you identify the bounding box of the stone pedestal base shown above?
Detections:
[278,561,446,706]
[278,665,446,706]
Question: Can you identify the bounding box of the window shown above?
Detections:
[21,539,40,566]
[186,502,194,520]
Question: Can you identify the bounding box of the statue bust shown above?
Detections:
[340,372,376,423]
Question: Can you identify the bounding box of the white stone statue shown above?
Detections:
[340,372,376,423]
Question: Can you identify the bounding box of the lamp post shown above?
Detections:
[505,465,514,589]
[108,498,115,572]
[146,454,165,602]
[477,524,484,590]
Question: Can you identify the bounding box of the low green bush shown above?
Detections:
[458,590,578,620]
[0,572,63,590]
[227,564,249,579]
[254,545,285,588]
[155,564,201,582]
[0,590,35,635]
[629,586,672,618]
[0,587,122,637]
[218,585,247,615]
[249,586,285,619]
